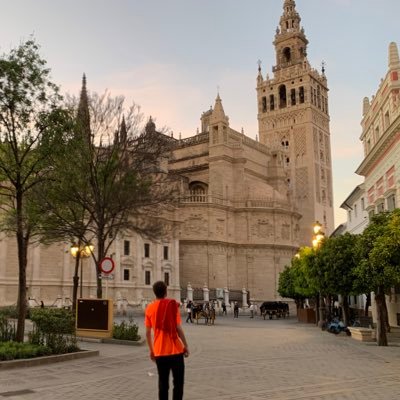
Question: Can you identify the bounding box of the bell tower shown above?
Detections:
[257,0,334,245]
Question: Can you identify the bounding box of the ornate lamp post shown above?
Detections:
[70,242,94,313]
[312,221,325,326]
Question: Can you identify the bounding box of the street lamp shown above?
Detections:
[312,221,325,327]
[70,243,94,300]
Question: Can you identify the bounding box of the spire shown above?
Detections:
[145,116,156,134]
[362,97,370,116]
[214,93,225,116]
[279,0,301,35]
[76,73,92,142]
[389,42,400,69]
[273,0,308,70]
[210,93,229,126]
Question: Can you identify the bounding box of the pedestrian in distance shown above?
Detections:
[186,300,193,323]
[249,303,255,318]
[145,281,189,400]
[234,301,239,318]
[221,301,227,315]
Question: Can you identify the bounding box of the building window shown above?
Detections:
[262,96,267,112]
[387,194,396,211]
[299,87,304,104]
[374,126,380,144]
[270,94,275,111]
[164,272,170,286]
[291,88,296,106]
[354,204,358,218]
[386,166,395,188]
[144,243,150,258]
[123,269,130,281]
[348,210,352,222]
[124,240,130,256]
[377,203,385,213]
[376,178,384,197]
[368,209,375,220]
[163,246,169,260]
[283,47,291,63]
[279,85,287,108]
[385,111,390,129]
[361,197,365,210]
[145,270,151,285]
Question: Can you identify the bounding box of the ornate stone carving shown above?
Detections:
[183,214,207,235]
[295,167,308,199]
[294,127,306,156]
[251,219,274,239]
[216,219,225,236]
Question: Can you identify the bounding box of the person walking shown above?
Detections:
[234,301,239,318]
[221,301,227,316]
[186,300,193,323]
[145,281,189,400]
[249,303,255,318]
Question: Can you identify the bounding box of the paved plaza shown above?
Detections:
[1,315,400,399]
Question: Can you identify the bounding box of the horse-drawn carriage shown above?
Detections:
[192,302,216,325]
[260,301,289,320]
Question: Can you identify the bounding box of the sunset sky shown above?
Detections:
[1,0,399,226]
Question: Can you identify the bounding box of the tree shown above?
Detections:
[38,77,180,299]
[356,212,398,346]
[0,39,68,341]
[278,247,318,308]
[314,233,360,326]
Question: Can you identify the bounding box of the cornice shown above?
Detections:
[356,116,400,176]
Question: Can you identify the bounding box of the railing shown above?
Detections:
[174,132,209,148]
[180,193,297,211]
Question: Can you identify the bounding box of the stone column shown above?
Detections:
[187,283,193,302]
[242,287,248,308]
[203,284,209,302]
[223,287,229,305]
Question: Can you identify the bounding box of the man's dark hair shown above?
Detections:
[153,281,167,299]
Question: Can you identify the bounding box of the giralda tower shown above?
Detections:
[257,0,334,245]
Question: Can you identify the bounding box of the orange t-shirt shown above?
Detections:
[145,299,184,357]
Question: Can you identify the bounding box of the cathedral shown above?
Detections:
[0,0,334,306]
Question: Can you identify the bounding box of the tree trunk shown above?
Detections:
[342,295,350,327]
[375,286,388,346]
[364,293,371,317]
[96,238,104,299]
[16,192,28,342]
[72,251,81,315]
[382,294,391,333]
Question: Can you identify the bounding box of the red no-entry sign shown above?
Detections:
[99,257,115,274]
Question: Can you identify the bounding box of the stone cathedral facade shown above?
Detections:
[0,0,334,306]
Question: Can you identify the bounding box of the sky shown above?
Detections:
[1,0,399,227]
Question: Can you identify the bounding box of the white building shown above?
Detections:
[338,42,400,326]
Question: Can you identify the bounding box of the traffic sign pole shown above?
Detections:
[99,257,115,299]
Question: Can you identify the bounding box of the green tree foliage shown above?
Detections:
[0,39,69,341]
[278,247,318,306]
[313,233,360,325]
[355,211,400,346]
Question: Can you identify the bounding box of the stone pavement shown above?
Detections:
[1,315,400,399]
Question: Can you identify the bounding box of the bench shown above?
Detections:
[348,327,375,342]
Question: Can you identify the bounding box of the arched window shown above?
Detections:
[283,47,291,63]
[291,88,296,106]
[279,85,287,108]
[189,181,208,202]
[299,87,305,104]
[269,94,275,111]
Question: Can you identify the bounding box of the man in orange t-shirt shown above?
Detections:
[145,281,189,400]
